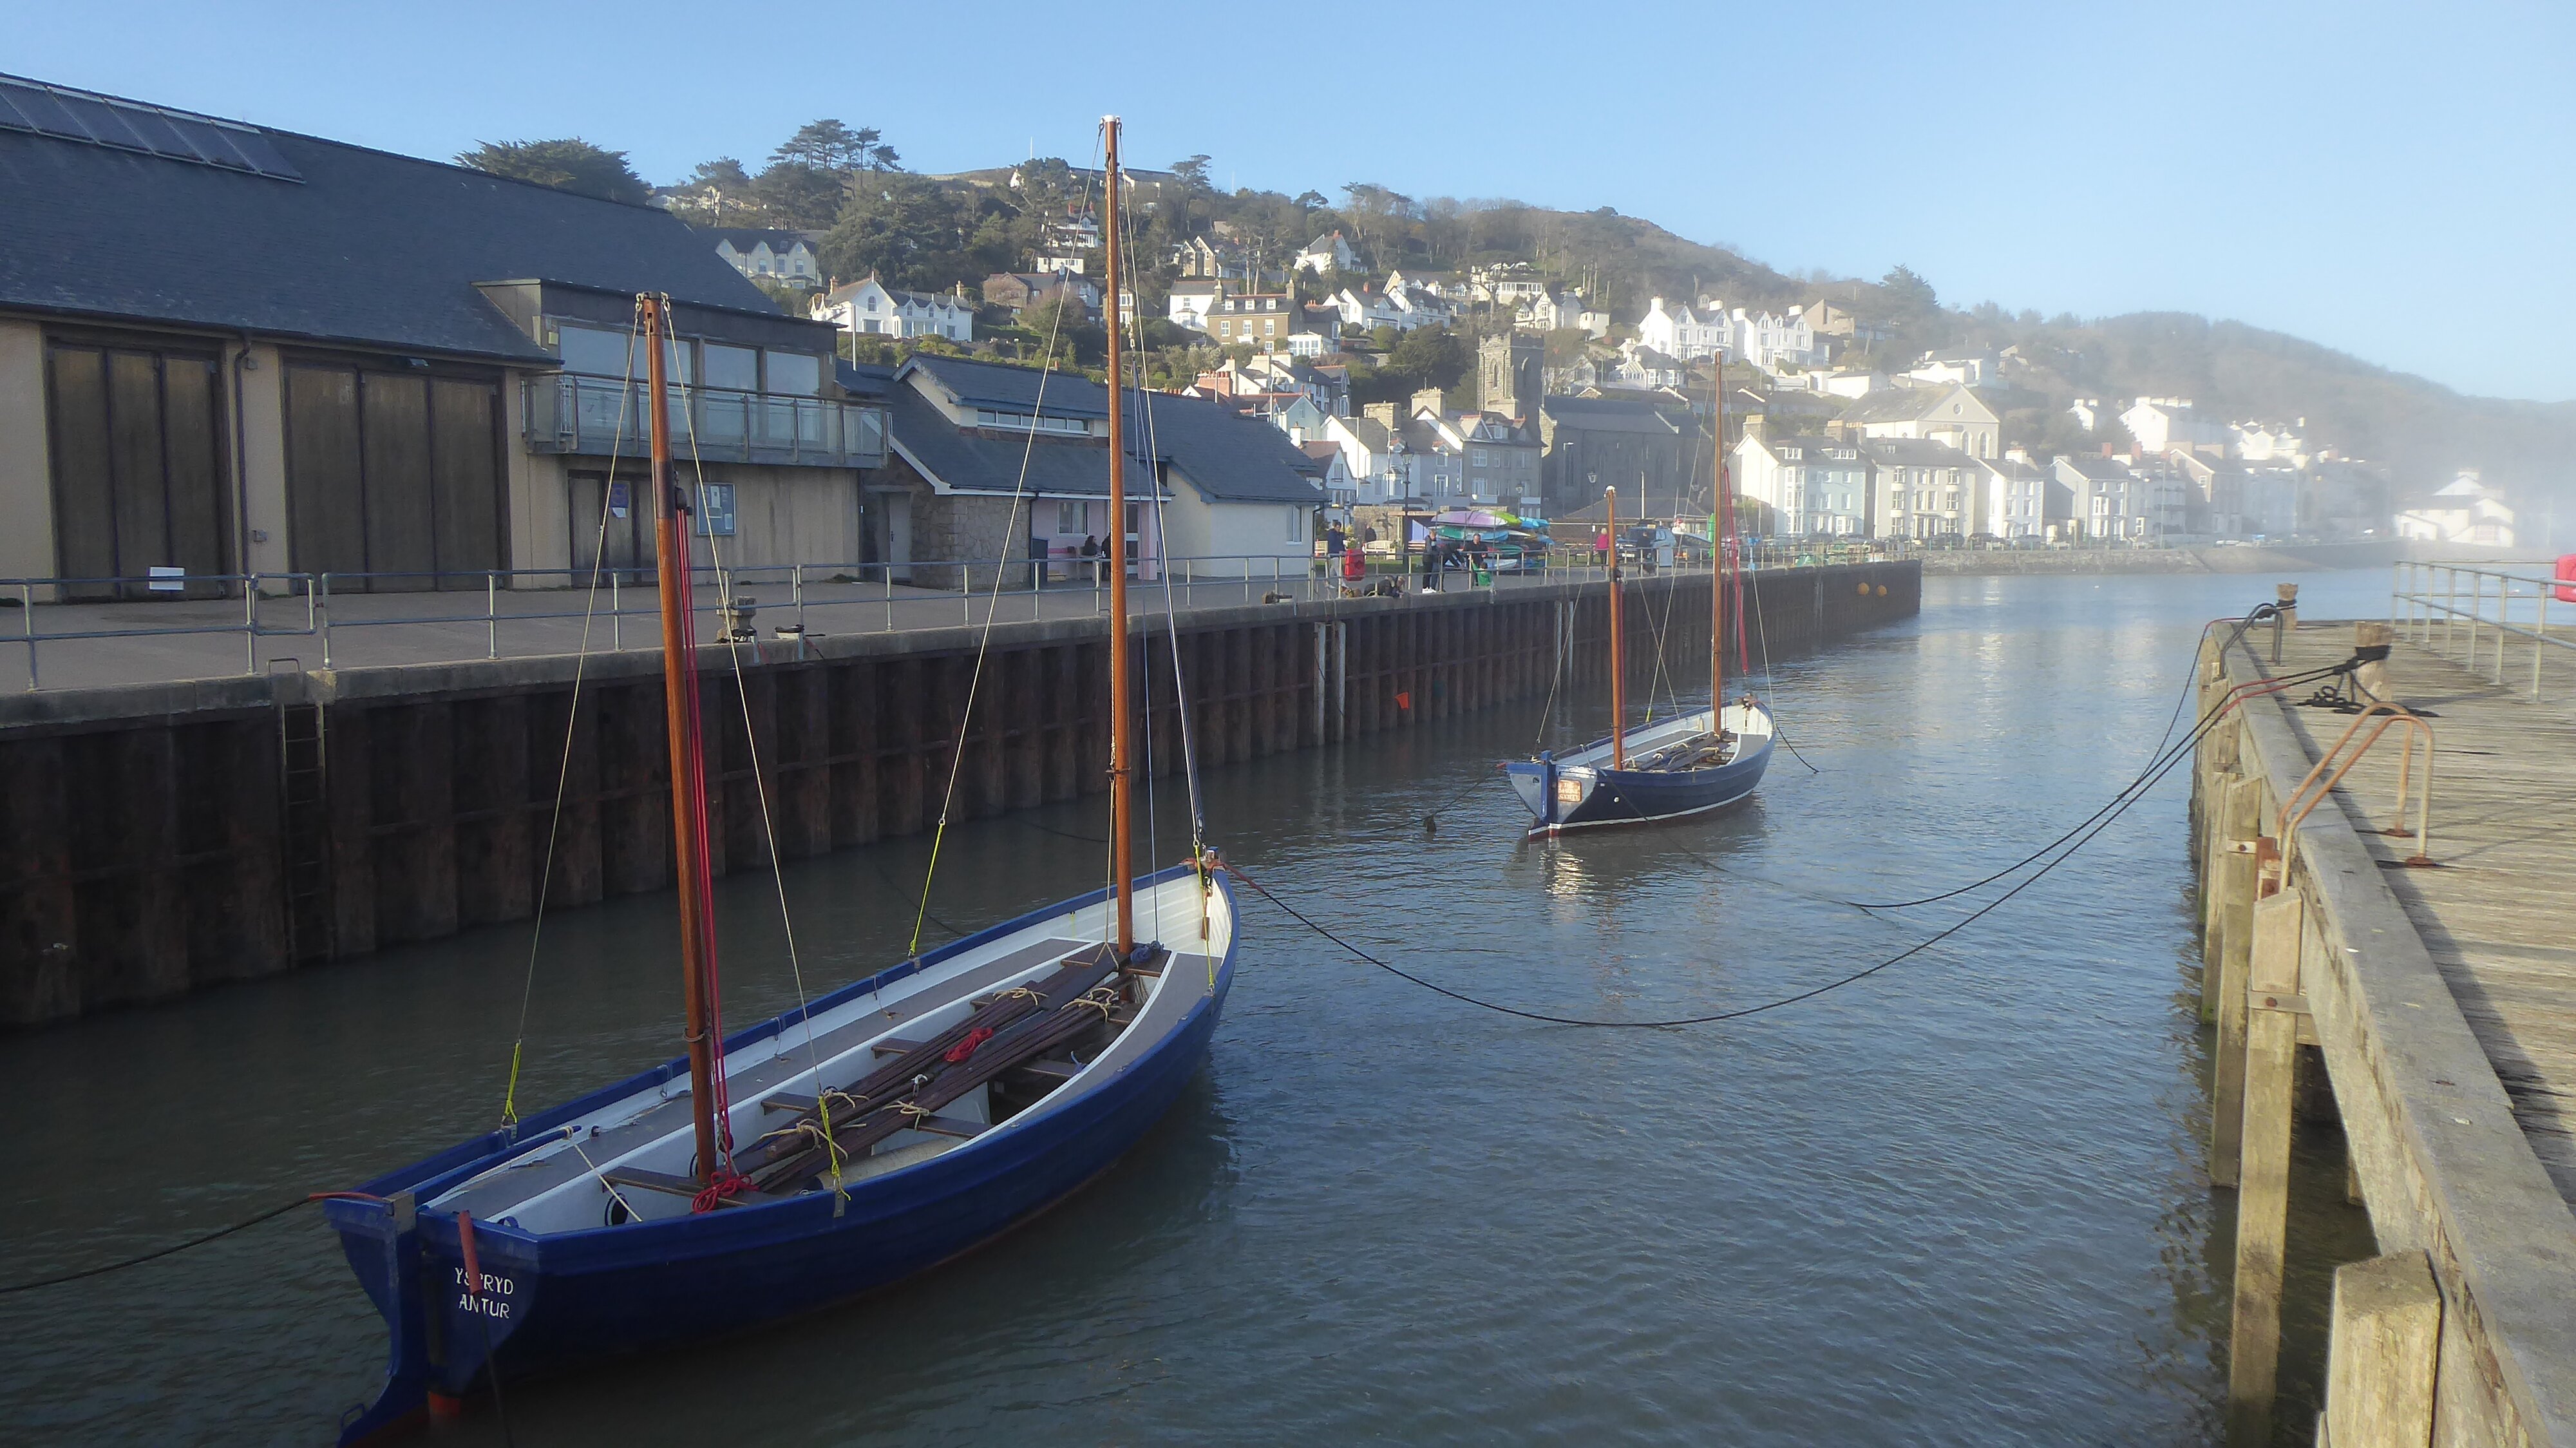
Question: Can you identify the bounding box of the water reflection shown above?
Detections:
[0,569,2392,1444]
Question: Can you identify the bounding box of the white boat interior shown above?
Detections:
[1558,702,1774,773]
[434,873,1231,1235]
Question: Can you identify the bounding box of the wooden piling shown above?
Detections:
[2317,1251,2441,1448]
[2228,889,2306,1443]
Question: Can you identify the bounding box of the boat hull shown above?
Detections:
[1507,705,1774,836]
[324,867,1235,1443]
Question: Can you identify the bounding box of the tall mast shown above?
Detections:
[642,295,721,1183]
[1711,363,1726,715]
[1102,118,1136,954]
[1606,484,1626,770]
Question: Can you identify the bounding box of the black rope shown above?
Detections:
[1847,604,2306,911]
[1233,725,2182,1028]
[0,1195,325,1295]
[1224,601,2331,1029]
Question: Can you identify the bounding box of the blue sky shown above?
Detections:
[12,1,2572,401]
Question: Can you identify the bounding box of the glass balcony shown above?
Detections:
[523,374,888,469]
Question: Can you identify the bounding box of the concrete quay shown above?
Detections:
[0,561,1919,1027]
[2193,614,2576,1446]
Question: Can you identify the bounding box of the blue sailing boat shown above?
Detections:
[324,120,1235,1442]
[1510,404,1775,837]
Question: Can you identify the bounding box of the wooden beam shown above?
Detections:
[2210,778,2268,1180]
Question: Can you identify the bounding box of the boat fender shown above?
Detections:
[943,1026,996,1064]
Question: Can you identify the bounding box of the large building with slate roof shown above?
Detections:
[1534,393,1713,520]
[0,72,884,597]
[857,355,1325,589]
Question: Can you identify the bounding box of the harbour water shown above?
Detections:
[0,569,2394,1445]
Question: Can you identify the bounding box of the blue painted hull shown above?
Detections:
[1506,705,1774,836]
[324,866,1235,1442]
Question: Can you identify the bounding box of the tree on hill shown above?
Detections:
[819,173,975,291]
[773,119,899,173]
[457,138,650,205]
[674,157,762,223]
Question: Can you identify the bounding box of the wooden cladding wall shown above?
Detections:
[43,339,230,598]
[0,564,1917,1024]
[283,359,506,590]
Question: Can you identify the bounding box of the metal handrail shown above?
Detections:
[1,547,1885,692]
[2389,558,2571,699]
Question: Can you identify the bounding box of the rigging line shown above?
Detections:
[1743,570,1821,774]
[1848,604,2295,910]
[500,315,643,1129]
[0,1193,378,1295]
[1233,704,2206,1029]
[667,318,846,1198]
[905,154,1104,961]
[1636,563,1683,723]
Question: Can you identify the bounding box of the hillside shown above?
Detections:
[646,124,2572,507]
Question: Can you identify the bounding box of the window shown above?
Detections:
[764,350,820,397]
[1285,506,1303,542]
[1056,500,1084,534]
[701,343,759,392]
[694,481,737,537]
[557,323,632,377]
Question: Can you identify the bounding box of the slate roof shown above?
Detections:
[1840,386,1980,425]
[2052,453,2133,481]
[0,76,780,362]
[702,227,819,251]
[1861,437,1976,468]
[1541,394,1696,435]
[892,356,1323,506]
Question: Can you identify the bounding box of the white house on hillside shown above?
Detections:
[2121,396,2225,455]
[2395,472,2515,548]
[1730,306,1825,372]
[1637,296,1728,361]
[813,276,974,342]
[1293,231,1361,275]
[1168,279,1223,332]
[1840,383,2000,459]
[706,228,823,289]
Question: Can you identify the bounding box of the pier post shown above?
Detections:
[2317,1251,2441,1448]
[2203,772,2262,1026]
[2228,889,2306,1443]
[2353,620,2392,704]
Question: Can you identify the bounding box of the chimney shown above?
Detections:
[1741,412,1766,442]
[2101,442,2114,457]
[1364,401,1398,430]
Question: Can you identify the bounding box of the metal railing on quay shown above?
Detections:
[0,544,1911,692]
[2389,558,2574,700]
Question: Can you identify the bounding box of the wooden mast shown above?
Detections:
[1102,118,1135,955]
[641,294,722,1183]
[1710,365,1726,719]
[1606,484,1625,770]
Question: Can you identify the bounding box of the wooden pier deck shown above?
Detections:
[2197,614,2576,1446]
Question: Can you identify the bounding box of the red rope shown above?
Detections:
[690,1169,757,1215]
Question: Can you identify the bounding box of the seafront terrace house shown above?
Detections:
[1978,451,2071,540]
[981,271,1100,319]
[1732,419,1871,537]
[2393,471,2515,549]
[2053,453,2149,540]
[0,73,885,602]
[857,354,1325,588]
[811,276,974,342]
[1862,437,1984,540]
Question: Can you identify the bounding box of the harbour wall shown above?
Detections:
[0,562,1918,1026]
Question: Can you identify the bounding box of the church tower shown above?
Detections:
[1479,332,1544,420]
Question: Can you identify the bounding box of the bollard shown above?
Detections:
[2271,582,2297,664]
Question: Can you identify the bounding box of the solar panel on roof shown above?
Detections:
[0,73,302,182]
